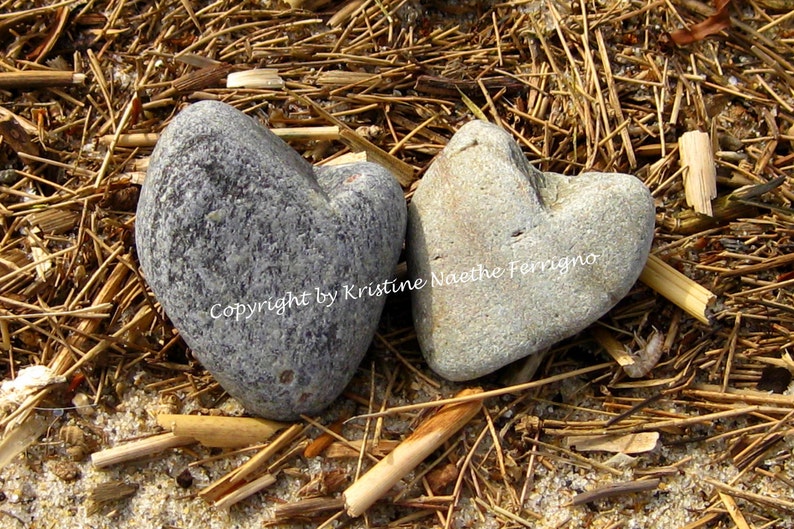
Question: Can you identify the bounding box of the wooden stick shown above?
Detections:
[290,90,415,186]
[327,0,366,27]
[591,327,635,367]
[198,423,303,503]
[338,129,416,187]
[325,439,399,458]
[0,106,37,135]
[271,126,339,141]
[343,388,483,517]
[568,478,660,506]
[90,432,195,469]
[98,132,159,147]
[563,432,659,454]
[352,363,611,420]
[0,116,39,156]
[684,383,794,408]
[0,416,47,469]
[273,497,345,520]
[151,63,232,101]
[213,473,277,510]
[718,491,752,529]
[0,71,86,90]
[319,152,367,166]
[679,131,717,216]
[99,127,340,148]
[23,208,80,235]
[303,416,346,458]
[156,414,290,448]
[639,255,715,325]
[721,251,794,277]
[660,192,757,234]
[229,423,303,484]
[283,0,333,10]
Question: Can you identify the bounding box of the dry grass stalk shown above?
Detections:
[732,430,787,471]
[283,0,334,9]
[271,126,340,141]
[720,251,794,277]
[608,406,767,436]
[525,437,624,476]
[343,387,482,517]
[156,414,290,448]
[327,0,367,27]
[152,63,232,101]
[0,70,85,89]
[316,70,381,87]
[90,432,196,469]
[0,258,131,431]
[639,255,716,325]
[227,423,303,484]
[683,384,794,409]
[354,363,611,421]
[705,477,794,513]
[678,131,718,216]
[472,496,542,525]
[98,133,159,148]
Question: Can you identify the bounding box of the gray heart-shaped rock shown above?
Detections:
[407,120,655,381]
[136,101,406,420]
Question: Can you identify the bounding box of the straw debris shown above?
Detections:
[1,0,794,526]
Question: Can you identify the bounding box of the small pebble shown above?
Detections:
[50,460,81,482]
[407,120,655,381]
[0,169,20,185]
[175,468,193,489]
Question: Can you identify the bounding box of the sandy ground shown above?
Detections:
[4,359,794,529]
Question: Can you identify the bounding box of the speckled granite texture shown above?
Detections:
[136,101,406,420]
[407,120,655,381]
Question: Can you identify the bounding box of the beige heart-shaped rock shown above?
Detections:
[407,121,655,381]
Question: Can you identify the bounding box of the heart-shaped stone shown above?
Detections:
[136,101,406,420]
[407,120,655,381]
